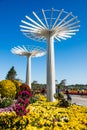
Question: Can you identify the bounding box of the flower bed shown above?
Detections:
[0,98,87,130]
[64,90,87,95]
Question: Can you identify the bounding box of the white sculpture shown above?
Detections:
[20,8,80,101]
[11,45,45,88]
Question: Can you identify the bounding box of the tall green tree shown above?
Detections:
[6,66,17,80]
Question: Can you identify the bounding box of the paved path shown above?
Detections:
[65,95,87,106]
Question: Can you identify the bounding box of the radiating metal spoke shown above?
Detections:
[26,15,45,29]
[54,12,72,29]
[58,35,67,40]
[21,20,42,30]
[50,8,54,29]
[42,9,49,28]
[33,12,47,29]
[52,9,64,29]
[55,36,61,41]
[55,16,78,32]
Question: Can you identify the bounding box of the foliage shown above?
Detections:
[0,98,13,108]
[59,79,66,86]
[14,90,32,116]
[58,98,71,108]
[28,96,37,104]
[0,80,16,99]
[0,101,16,113]
[31,80,43,92]
[54,92,64,100]
[67,84,87,90]
[56,79,66,96]
[6,66,17,80]
[66,94,72,101]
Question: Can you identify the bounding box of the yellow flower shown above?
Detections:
[0,95,87,129]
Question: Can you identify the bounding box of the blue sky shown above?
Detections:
[0,0,87,85]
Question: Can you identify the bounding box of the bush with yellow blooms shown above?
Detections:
[0,94,87,130]
[0,80,16,99]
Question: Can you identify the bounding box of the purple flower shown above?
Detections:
[14,90,32,116]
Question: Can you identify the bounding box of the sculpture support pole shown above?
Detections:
[47,35,55,102]
[26,56,31,88]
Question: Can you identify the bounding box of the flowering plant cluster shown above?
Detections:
[64,89,87,95]
[0,80,16,99]
[0,95,87,130]
[14,90,32,116]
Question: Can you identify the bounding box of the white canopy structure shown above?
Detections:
[20,8,80,101]
[11,45,45,88]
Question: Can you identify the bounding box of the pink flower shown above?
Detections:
[14,90,32,116]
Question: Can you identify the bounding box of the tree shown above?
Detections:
[56,79,66,94]
[6,66,17,80]
[32,80,38,84]
[55,80,58,85]
[31,80,44,93]
[59,79,66,87]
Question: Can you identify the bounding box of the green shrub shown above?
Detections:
[0,80,16,99]
[0,98,13,108]
[54,92,64,100]
[59,99,71,108]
